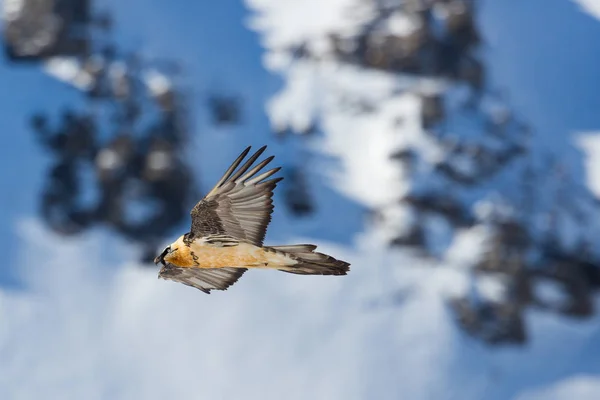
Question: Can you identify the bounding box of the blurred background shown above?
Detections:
[2,0,600,399]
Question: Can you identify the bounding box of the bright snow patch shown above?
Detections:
[574,0,600,21]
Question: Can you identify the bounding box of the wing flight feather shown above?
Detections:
[189,146,282,246]
[159,264,247,294]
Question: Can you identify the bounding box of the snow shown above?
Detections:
[575,132,600,198]
[517,375,600,400]
[445,225,491,270]
[0,218,445,399]
[3,221,600,400]
[246,0,373,57]
[1,219,363,400]
[3,0,600,399]
[43,57,98,92]
[268,61,420,207]
[144,70,173,97]
[574,0,600,20]
[532,278,571,311]
[245,0,600,397]
[3,0,25,21]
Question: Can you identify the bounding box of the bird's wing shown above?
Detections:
[159,264,247,294]
[190,146,282,246]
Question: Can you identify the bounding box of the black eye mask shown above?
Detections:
[154,247,170,266]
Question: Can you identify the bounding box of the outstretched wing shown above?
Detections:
[190,146,282,246]
[159,264,247,294]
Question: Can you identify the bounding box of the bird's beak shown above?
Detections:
[154,247,170,266]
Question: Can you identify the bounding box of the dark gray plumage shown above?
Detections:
[159,265,247,294]
[188,145,282,246]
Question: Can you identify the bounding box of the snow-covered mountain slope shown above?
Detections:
[247,0,600,346]
[5,217,600,400]
[3,0,600,399]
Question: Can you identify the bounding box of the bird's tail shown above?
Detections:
[264,244,350,276]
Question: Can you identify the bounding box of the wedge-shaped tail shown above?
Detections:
[265,244,350,276]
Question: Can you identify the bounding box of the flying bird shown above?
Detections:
[154,145,350,293]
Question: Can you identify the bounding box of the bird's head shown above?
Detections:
[154,236,195,267]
